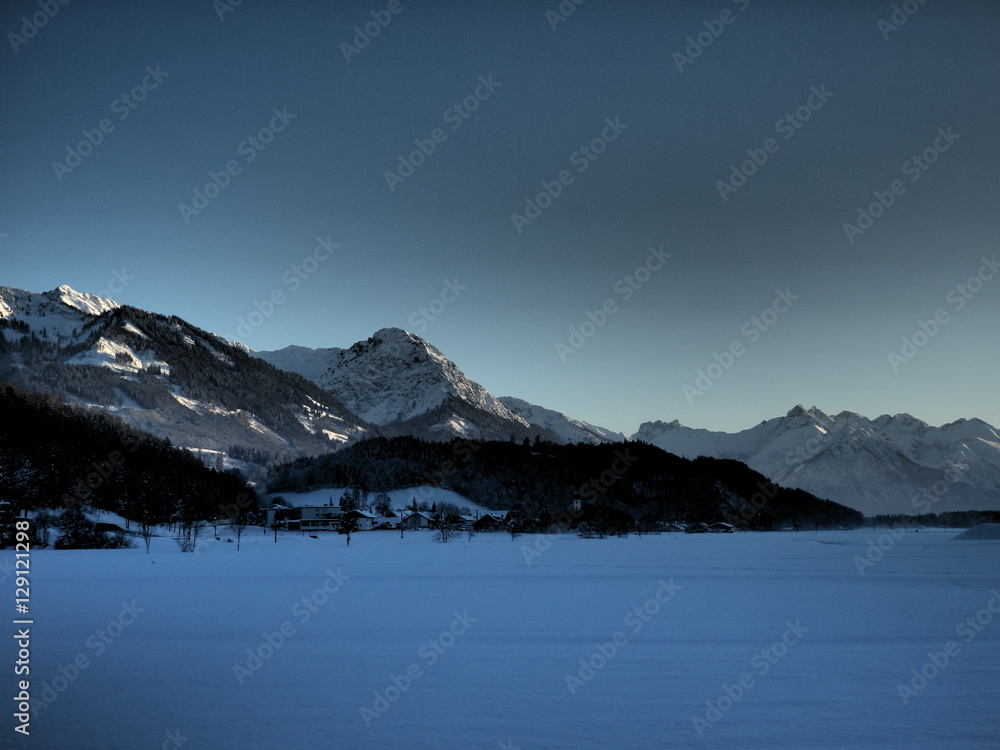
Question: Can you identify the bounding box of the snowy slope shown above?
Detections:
[47,284,120,316]
[497,396,627,444]
[0,284,119,344]
[635,406,1000,515]
[0,284,107,345]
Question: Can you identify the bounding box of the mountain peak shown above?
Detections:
[258,329,527,430]
[356,327,458,376]
[873,412,923,426]
[834,410,867,422]
[785,405,830,423]
[45,284,119,316]
[371,326,417,340]
[366,326,431,352]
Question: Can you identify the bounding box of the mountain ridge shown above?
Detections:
[4,283,1000,515]
[0,285,371,479]
[255,327,623,445]
[635,406,1000,516]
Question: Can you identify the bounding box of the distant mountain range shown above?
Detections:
[634,407,1000,516]
[2,284,998,516]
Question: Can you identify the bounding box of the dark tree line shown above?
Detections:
[267,436,865,530]
[0,382,258,549]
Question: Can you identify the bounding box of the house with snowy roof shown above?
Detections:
[343,509,377,531]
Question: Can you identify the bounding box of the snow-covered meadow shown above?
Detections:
[5,527,998,749]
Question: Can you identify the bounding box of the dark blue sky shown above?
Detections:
[2,0,998,433]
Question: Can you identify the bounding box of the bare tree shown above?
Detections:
[269,508,288,543]
[229,506,257,551]
[437,501,460,519]
[138,517,156,554]
[374,492,393,517]
[435,516,458,543]
[176,520,205,553]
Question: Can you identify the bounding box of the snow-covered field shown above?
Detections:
[5,528,998,749]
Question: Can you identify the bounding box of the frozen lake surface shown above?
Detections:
[6,527,999,749]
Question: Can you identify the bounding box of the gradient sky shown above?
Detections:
[2,0,999,434]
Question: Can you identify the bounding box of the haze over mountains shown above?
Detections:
[2,283,998,516]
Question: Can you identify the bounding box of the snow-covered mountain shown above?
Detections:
[259,328,522,427]
[0,284,119,340]
[7,284,996,516]
[258,328,548,442]
[48,284,121,316]
[0,284,624,480]
[497,396,628,445]
[0,285,368,478]
[257,329,627,444]
[634,406,1000,516]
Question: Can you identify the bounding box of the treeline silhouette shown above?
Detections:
[0,382,256,547]
[268,436,864,530]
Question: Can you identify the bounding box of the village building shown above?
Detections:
[343,509,377,531]
[265,505,343,532]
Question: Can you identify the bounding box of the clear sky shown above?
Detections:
[2,0,998,434]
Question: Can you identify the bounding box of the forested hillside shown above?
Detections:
[268,436,864,530]
[0,382,256,547]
